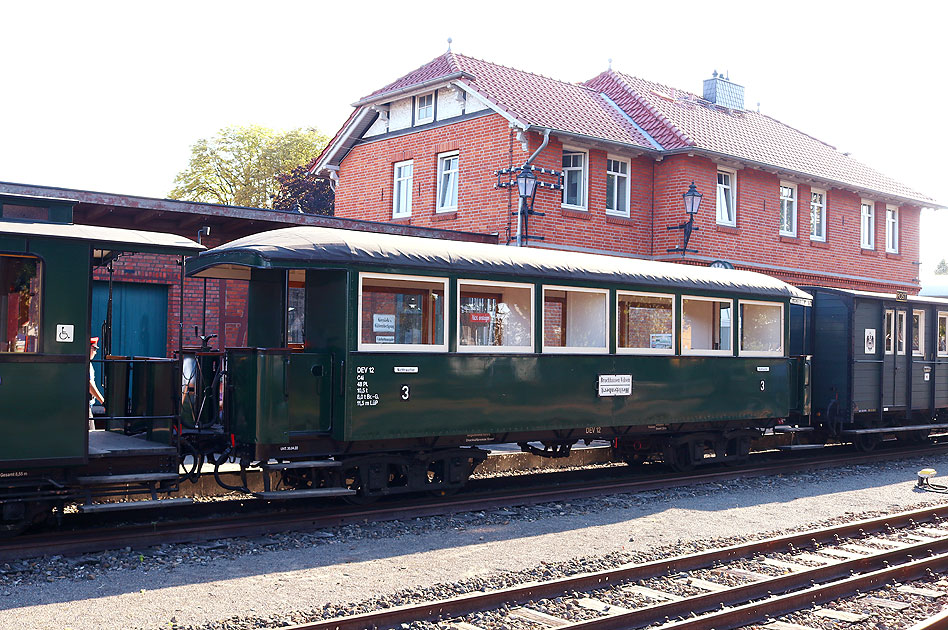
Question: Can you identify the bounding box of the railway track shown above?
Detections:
[282,503,948,630]
[3,441,947,561]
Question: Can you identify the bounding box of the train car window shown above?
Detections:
[616,292,674,355]
[541,286,607,353]
[458,280,533,352]
[358,273,447,352]
[913,310,925,356]
[738,300,784,357]
[287,283,305,345]
[938,312,948,357]
[897,311,907,355]
[884,310,894,354]
[681,297,732,356]
[1,254,42,353]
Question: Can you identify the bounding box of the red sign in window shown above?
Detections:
[468,313,492,324]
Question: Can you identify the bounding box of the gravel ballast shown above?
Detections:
[5,452,948,630]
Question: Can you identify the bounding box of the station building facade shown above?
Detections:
[312,51,941,294]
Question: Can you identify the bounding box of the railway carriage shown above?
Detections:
[791,286,948,449]
[0,193,203,533]
[187,225,813,498]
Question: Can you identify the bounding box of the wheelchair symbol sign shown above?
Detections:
[56,324,75,343]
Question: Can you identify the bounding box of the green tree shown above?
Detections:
[169,125,328,209]
[272,165,334,215]
[935,259,948,275]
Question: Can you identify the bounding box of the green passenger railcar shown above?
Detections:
[188,226,812,497]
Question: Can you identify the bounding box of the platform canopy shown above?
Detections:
[188,225,813,301]
[0,220,204,256]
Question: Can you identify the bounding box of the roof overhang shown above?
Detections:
[351,72,475,108]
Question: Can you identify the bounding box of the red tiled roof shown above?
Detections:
[361,52,656,150]
[586,70,934,204]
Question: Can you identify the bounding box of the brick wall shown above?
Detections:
[336,124,921,294]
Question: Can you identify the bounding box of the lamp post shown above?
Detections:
[667,181,703,256]
[515,167,539,247]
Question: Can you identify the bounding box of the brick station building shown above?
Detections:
[312,51,942,293]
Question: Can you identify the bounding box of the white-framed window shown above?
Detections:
[416,92,434,124]
[738,300,784,357]
[779,182,797,237]
[884,309,894,354]
[897,310,907,355]
[938,312,948,357]
[392,160,413,218]
[886,205,899,253]
[913,309,925,356]
[810,188,826,242]
[541,286,608,353]
[562,149,587,209]
[681,296,733,356]
[861,200,875,249]
[436,151,459,213]
[357,273,448,352]
[605,157,629,217]
[458,280,534,353]
[616,291,675,355]
[716,168,736,226]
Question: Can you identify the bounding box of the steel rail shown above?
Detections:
[278,504,948,630]
[911,608,948,630]
[3,442,946,561]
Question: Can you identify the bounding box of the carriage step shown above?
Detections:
[78,497,193,513]
[840,423,948,435]
[253,488,354,499]
[776,444,826,451]
[76,473,179,485]
[260,460,342,471]
[771,426,815,433]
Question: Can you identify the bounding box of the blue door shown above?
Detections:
[92,281,169,361]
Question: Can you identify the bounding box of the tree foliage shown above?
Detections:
[935,259,948,275]
[272,165,334,215]
[169,125,328,209]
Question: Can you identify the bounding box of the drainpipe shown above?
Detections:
[516,128,551,247]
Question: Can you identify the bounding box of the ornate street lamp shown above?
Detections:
[667,181,703,256]
[515,168,539,247]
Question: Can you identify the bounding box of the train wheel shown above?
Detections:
[898,430,930,444]
[0,501,52,537]
[664,442,696,473]
[853,433,882,452]
[339,464,378,505]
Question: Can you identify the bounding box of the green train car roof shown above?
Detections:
[189,225,812,301]
[0,220,204,255]
[803,286,948,306]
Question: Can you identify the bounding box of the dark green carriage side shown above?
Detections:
[0,194,204,467]
[189,226,810,456]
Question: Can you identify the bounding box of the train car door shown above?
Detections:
[910,306,935,414]
[881,305,910,410]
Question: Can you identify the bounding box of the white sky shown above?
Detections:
[1,0,945,279]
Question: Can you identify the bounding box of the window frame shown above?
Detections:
[436,151,459,213]
[415,92,434,124]
[357,272,449,353]
[809,188,827,242]
[860,200,875,249]
[885,205,899,253]
[938,311,948,357]
[913,309,925,357]
[0,253,44,354]
[737,299,785,358]
[605,156,630,217]
[561,148,588,210]
[716,167,737,226]
[392,159,413,219]
[779,181,797,237]
[541,285,609,354]
[680,295,735,357]
[884,309,894,354]
[457,279,535,354]
[615,290,676,356]
[896,310,907,355]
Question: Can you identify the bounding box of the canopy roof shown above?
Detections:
[0,219,204,255]
[189,225,812,301]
